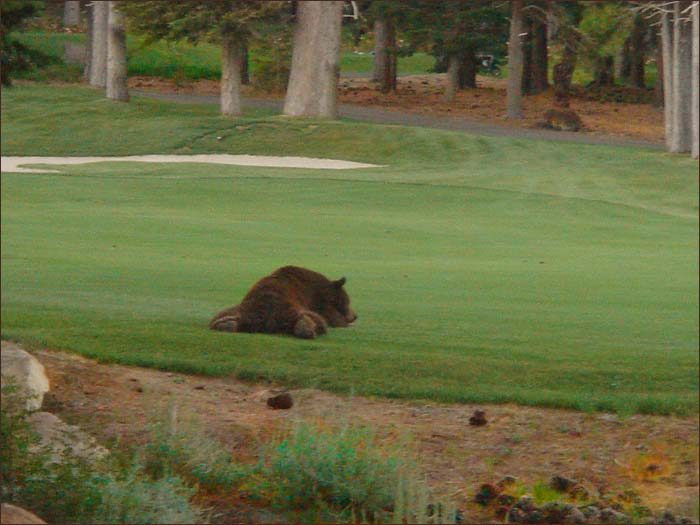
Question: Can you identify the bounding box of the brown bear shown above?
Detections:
[209,266,357,339]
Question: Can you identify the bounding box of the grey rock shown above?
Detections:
[27,411,108,464]
[1,342,50,411]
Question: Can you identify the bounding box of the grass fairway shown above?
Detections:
[2,85,698,415]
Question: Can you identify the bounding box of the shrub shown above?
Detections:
[1,385,202,524]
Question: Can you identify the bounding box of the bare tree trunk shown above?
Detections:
[521,16,533,95]
[241,41,250,85]
[89,1,108,88]
[106,2,128,101]
[661,7,674,148]
[459,47,477,89]
[671,1,692,153]
[507,0,525,118]
[283,1,343,118]
[83,2,93,81]
[531,17,549,93]
[63,0,80,27]
[373,17,396,93]
[654,40,664,107]
[630,14,646,88]
[221,32,243,116]
[372,18,386,83]
[444,53,460,103]
[692,1,699,159]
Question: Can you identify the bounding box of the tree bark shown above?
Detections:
[593,55,614,87]
[530,17,549,93]
[106,2,128,101]
[630,14,646,89]
[521,16,533,95]
[671,1,692,153]
[692,1,699,159]
[89,1,108,88]
[241,41,250,85]
[459,47,477,89]
[661,7,674,148]
[654,40,664,107]
[444,53,460,103]
[83,2,93,81]
[283,1,343,118]
[372,18,386,82]
[63,0,80,27]
[221,32,243,116]
[373,17,396,93]
[507,0,525,118]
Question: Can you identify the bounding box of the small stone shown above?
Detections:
[0,503,46,524]
[600,507,631,523]
[563,507,587,524]
[194,385,205,390]
[474,483,500,505]
[469,410,487,426]
[496,475,518,491]
[551,475,578,492]
[266,392,293,410]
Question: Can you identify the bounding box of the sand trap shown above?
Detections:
[1,155,382,174]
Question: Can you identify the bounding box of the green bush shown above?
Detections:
[0,385,202,524]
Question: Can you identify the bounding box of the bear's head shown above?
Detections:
[328,277,357,326]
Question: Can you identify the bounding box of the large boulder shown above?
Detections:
[26,411,109,464]
[1,342,49,411]
[0,503,46,524]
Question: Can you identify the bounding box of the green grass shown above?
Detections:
[2,85,698,416]
[15,32,435,80]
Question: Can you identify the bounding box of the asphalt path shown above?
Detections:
[133,90,665,151]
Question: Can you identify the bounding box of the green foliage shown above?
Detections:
[578,2,634,61]
[253,421,409,521]
[141,401,245,491]
[0,384,201,524]
[119,0,288,45]
[2,85,699,416]
[0,0,54,86]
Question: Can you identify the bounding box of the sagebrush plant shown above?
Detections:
[0,385,202,524]
[141,399,246,492]
[247,419,457,523]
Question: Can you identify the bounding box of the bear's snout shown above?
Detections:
[347,310,358,323]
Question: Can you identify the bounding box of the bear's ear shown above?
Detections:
[334,277,346,288]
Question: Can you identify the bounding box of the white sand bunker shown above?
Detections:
[1,155,381,174]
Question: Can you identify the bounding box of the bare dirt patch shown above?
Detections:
[128,74,665,144]
[33,347,698,523]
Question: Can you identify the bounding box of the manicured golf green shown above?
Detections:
[2,86,698,415]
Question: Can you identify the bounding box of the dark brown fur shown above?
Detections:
[209,266,357,339]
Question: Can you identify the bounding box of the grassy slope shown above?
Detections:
[2,85,698,415]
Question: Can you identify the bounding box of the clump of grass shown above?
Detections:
[1,384,202,524]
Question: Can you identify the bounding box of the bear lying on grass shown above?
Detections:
[209,266,357,339]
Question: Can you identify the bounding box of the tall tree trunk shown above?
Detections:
[374,17,396,93]
[593,55,614,87]
[521,16,533,95]
[630,14,646,89]
[106,2,128,101]
[89,1,108,88]
[692,1,699,159]
[63,0,80,27]
[444,53,460,103]
[83,2,93,81]
[459,47,477,89]
[654,40,664,107]
[671,1,692,153]
[661,7,674,148]
[241,41,250,85]
[615,38,629,83]
[507,0,525,118]
[530,17,549,93]
[221,32,243,116]
[372,18,386,82]
[283,1,343,118]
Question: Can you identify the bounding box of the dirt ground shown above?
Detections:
[128,73,665,144]
[33,347,699,523]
